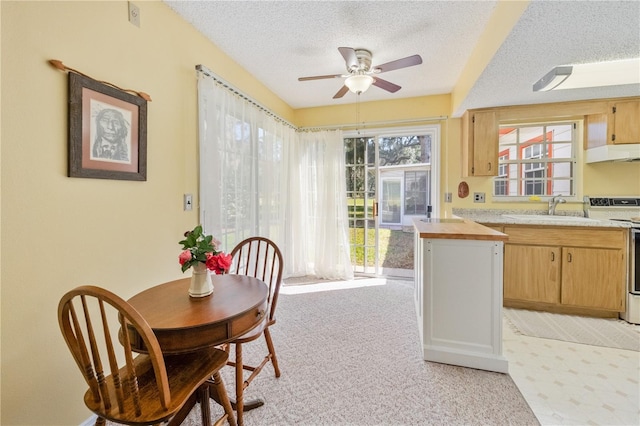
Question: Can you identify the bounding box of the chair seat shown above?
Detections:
[85,347,228,424]
[232,318,274,344]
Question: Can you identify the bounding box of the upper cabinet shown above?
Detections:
[461,110,498,177]
[586,99,640,148]
[610,99,640,144]
[463,97,639,171]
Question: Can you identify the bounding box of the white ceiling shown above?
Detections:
[165,1,640,116]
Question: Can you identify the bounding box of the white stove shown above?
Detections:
[585,196,640,324]
[585,196,640,223]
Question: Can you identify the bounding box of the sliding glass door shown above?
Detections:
[345,126,440,277]
[345,135,378,275]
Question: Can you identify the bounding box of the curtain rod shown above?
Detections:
[196,65,448,133]
[196,64,298,130]
[298,116,449,131]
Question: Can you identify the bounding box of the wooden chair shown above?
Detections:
[226,237,283,426]
[58,285,235,426]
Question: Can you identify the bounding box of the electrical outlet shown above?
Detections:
[473,192,485,203]
[444,192,452,203]
[128,2,140,27]
[184,194,193,211]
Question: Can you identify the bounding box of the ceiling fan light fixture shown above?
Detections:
[345,74,374,94]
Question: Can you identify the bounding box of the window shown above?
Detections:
[404,171,429,215]
[494,153,509,196]
[493,122,576,198]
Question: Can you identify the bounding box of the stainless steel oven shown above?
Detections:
[586,196,640,324]
[631,228,640,295]
[622,227,640,324]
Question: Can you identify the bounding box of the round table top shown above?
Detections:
[127,274,268,353]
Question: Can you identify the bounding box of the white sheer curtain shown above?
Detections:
[197,73,292,256]
[288,130,353,280]
[197,70,353,280]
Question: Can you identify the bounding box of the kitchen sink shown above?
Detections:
[501,214,601,223]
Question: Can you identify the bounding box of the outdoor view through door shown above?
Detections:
[345,128,436,276]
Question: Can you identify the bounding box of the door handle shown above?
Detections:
[551,252,555,261]
[373,201,378,218]
[567,252,572,263]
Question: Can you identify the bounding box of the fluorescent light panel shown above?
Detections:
[533,58,640,92]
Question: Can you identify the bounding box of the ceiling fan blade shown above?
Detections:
[333,85,350,99]
[298,74,343,81]
[374,54,423,73]
[373,77,401,93]
[338,47,358,70]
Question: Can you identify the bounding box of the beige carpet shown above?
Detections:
[176,278,538,425]
[504,307,640,352]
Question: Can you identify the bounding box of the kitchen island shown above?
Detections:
[413,217,509,373]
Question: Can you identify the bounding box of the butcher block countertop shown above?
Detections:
[413,217,508,241]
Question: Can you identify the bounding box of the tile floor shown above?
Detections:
[503,317,640,425]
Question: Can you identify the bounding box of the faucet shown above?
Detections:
[548,195,566,215]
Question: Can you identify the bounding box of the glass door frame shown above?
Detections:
[344,134,379,276]
[345,124,441,276]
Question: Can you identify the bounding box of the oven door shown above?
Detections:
[632,228,640,295]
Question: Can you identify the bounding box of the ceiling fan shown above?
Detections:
[298,47,423,99]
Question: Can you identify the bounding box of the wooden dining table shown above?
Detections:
[127,274,268,426]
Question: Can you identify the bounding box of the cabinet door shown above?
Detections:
[561,247,625,310]
[461,110,498,177]
[472,111,498,176]
[611,100,640,144]
[504,244,561,303]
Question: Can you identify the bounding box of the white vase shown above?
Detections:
[189,262,214,297]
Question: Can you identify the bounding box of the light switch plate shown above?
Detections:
[444,192,452,203]
[128,2,140,27]
[184,194,193,211]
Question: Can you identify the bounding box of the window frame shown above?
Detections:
[492,120,582,202]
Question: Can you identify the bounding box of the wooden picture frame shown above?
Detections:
[68,72,147,181]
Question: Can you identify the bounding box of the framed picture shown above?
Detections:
[68,72,147,181]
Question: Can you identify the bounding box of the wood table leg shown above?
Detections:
[236,344,245,426]
[200,385,212,426]
[209,372,237,426]
[209,384,265,411]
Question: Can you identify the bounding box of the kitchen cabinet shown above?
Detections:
[502,225,627,315]
[504,244,560,304]
[609,99,640,144]
[586,98,640,148]
[413,219,508,373]
[461,110,498,177]
[561,247,624,310]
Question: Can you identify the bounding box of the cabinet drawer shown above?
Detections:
[503,226,626,249]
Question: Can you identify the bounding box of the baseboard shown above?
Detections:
[79,414,97,426]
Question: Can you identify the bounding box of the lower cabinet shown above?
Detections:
[561,246,625,310]
[504,244,560,304]
[500,225,627,315]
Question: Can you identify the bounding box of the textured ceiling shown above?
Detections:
[165,0,640,116]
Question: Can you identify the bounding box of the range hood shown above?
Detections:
[585,144,640,163]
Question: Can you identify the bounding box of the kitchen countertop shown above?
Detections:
[413,217,508,241]
[452,208,633,228]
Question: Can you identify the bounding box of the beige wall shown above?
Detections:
[0,1,293,424]
[1,1,639,425]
